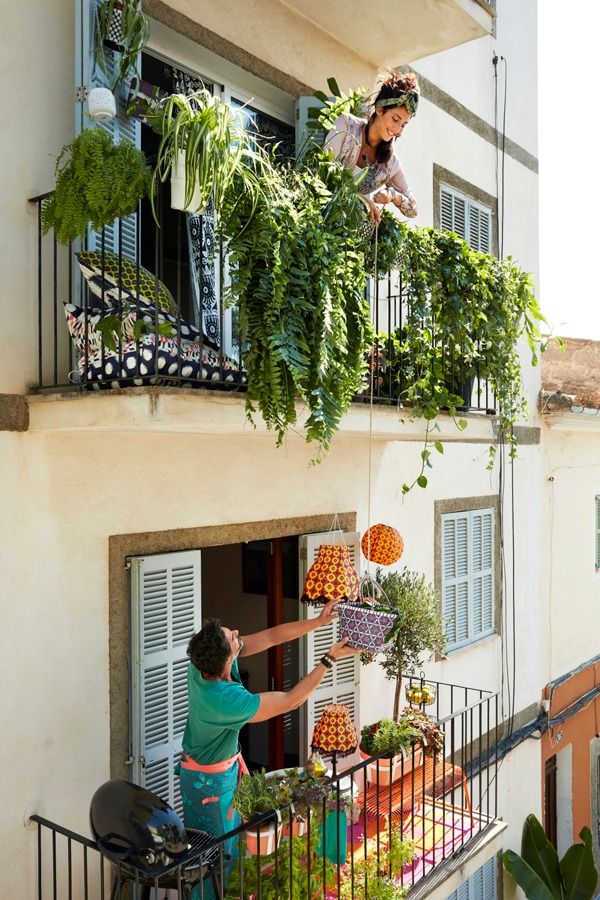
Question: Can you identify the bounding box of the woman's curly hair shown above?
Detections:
[187,618,230,676]
[367,70,419,164]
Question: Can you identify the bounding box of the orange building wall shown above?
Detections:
[541,657,600,841]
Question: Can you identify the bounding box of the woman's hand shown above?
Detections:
[394,192,418,217]
[316,597,341,627]
[362,194,382,224]
[328,637,362,660]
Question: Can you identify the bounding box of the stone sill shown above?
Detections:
[26,387,501,443]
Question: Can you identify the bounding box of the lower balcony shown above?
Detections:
[31,680,504,899]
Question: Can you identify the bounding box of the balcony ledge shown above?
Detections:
[26,387,499,444]
[277,0,493,68]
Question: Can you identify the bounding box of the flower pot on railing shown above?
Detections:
[170,150,206,214]
[359,745,424,786]
[244,820,282,856]
[281,806,310,838]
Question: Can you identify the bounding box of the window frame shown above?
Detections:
[595,494,600,570]
[433,164,498,257]
[446,855,498,900]
[435,496,502,653]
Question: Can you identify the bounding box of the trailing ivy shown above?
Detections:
[367,210,545,475]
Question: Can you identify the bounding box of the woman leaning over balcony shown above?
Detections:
[325,70,420,224]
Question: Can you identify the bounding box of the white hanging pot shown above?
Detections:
[88,87,117,121]
[170,150,206,214]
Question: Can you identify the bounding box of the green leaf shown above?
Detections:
[326,77,341,97]
[402,483,410,494]
[560,827,598,900]
[457,419,468,431]
[417,474,428,488]
[521,814,562,900]
[434,441,444,454]
[503,850,556,900]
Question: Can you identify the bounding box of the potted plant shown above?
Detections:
[358,718,422,786]
[41,128,150,245]
[266,770,310,838]
[150,90,263,216]
[398,708,444,758]
[233,769,282,856]
[94,0,150,90]
[339,832,415,899]
[361,568,445,722]
[224,835,337,899]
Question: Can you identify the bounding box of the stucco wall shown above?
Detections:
[1,415,543,890]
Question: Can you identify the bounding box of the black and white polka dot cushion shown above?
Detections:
[80,334,246,389]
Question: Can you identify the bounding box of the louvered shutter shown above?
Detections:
[440,185,492,253]
[595,496,600,568]
[299,531,361,758]
[75,0,140,257]
[446,856,496,900]
[442,509,495,651]
[130,550,202,815]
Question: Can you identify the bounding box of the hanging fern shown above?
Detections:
[42,128,150,245]
[219,153,373,455]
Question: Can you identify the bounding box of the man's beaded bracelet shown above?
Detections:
[320,654,335,670]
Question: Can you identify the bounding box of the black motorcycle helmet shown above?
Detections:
[90,780,189,874]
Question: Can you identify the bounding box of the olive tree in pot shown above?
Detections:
[363,568,446,722]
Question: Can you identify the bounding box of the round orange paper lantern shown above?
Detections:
[361,524,404,566]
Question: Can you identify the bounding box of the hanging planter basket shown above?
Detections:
[102,0,125,52]
[170,150,207,214]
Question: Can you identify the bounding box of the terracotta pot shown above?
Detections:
[359,746,424,786]
[281,811,309,838]
[244,821,282,856]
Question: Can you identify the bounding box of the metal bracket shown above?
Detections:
[75,85,89,102]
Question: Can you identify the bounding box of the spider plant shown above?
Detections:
[150,90,267,220]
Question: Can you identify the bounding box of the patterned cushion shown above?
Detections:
[80,333,247,388]
[77,250,178,315]
[63,302,137,356]
[64,301,218,353]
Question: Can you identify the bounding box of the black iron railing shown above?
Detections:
[30,194,495,414]
[31,680,499,899]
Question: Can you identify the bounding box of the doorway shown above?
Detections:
[201,537,300,771]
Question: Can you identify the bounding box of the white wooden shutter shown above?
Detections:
[442,509,494,651]
[298,530,361,758]
[446,856,496,900]
[75,0,140,257]
[130,550,202,815]
[440,185,492,253]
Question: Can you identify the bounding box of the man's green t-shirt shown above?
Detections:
[182,659,260,764]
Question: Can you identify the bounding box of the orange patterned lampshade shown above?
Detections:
[361,524,404,566]
[301,544,360,605]
[311,704,358,756]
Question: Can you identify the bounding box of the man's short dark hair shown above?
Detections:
[187,618,230,677]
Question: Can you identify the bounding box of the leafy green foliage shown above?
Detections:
[219,152,373,455]
[369,211,547,468]
[362,568,445,721]
[225,835,337,899]
[94,0,150,89]
[359,717,421,756]
[233,769,280,822]
[41,128,150,245]
[399,708,444,757]
[503,814,598,900]
[151,90,266,220]
[339,832,414,899]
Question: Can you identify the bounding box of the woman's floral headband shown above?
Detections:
[375,90,419,116]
